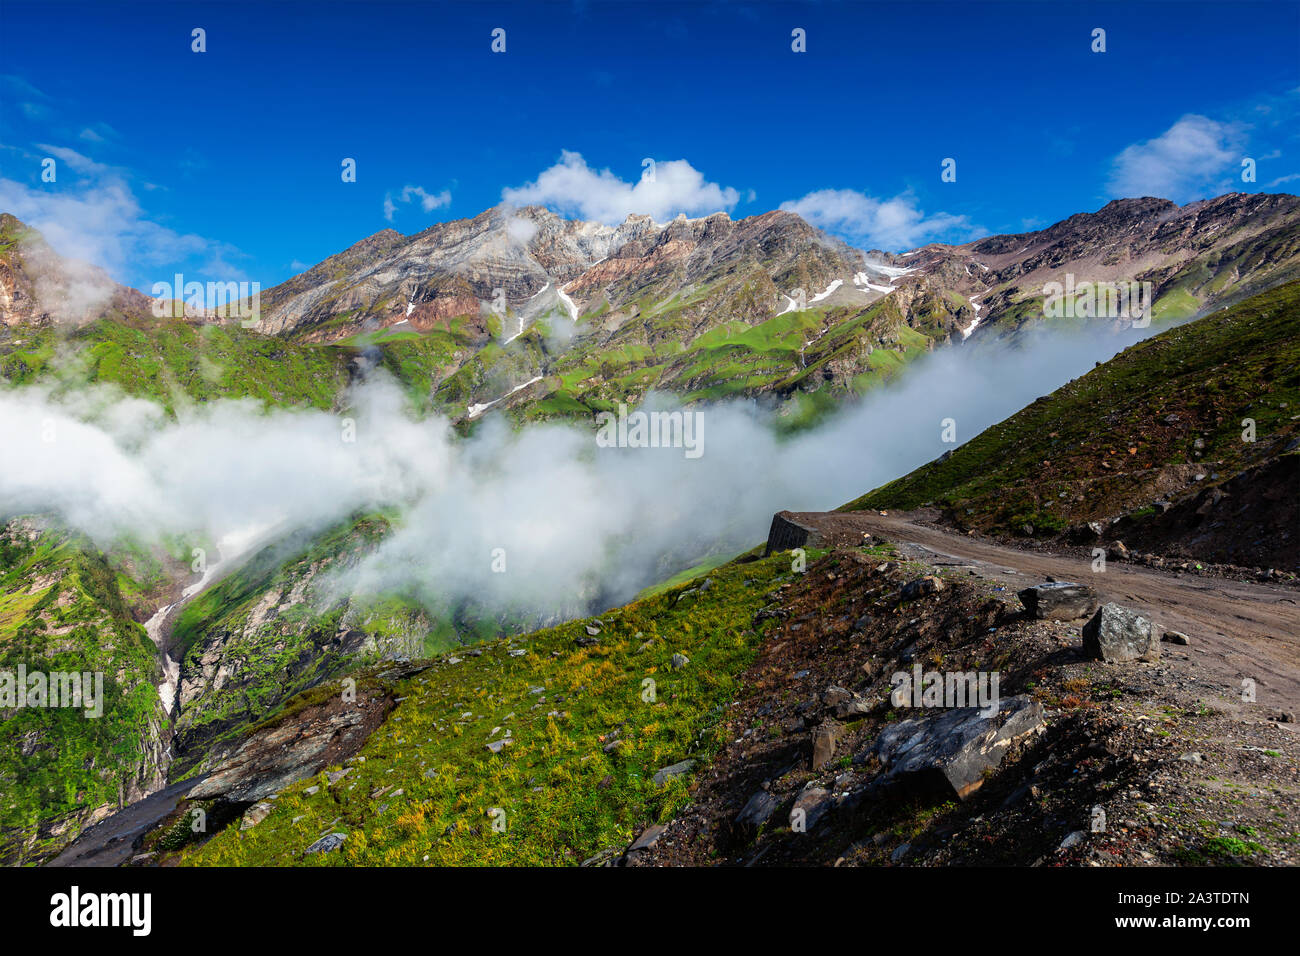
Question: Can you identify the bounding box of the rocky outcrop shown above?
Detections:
[185,676,399,806]
[0,214,156,327]
[1082,603,1160,662]
[1017,581,1098,620]
[867,695,1046,800]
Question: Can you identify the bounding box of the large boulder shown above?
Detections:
[865,694,1045,800]
[731,789,780,843]
[1082,603,1159,662]
[239,801,273,830]
[186,686,396,805]
[1018,581,1097,620]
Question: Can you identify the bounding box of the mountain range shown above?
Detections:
[1,193,1298,866]
[4,192,1299,427]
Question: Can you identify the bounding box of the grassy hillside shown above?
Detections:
[429,292,941,430]
[2,294,934,432]
[0,520,168,863]
[2,318,351,414]
[841,279,1300,538]
[177,548,808,865]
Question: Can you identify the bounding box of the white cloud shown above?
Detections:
[383,184,452,222]
[78,124,116,144]
[502,150,741,224]
[0,146,248,319]
[506,215,538,245]
[780,188,976,250]
[1107,114,1246,201]
[0,319,1164,624]
[35,143,110,177]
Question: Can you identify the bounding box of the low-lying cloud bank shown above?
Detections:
[0,320,1160,621]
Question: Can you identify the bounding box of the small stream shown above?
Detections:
[49,527,273,866]
[144,602,181,718]
[140,547,232,777]
[144,526,273,726]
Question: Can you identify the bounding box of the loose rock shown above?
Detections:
[1018,581,1098,621]
[305,832,347,854]
[867,694,1045,800]
[1083,603,1159,662]
[652,759,695,786]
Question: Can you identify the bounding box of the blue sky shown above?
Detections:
[2,0,1298,295]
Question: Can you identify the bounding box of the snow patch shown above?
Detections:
[867,263,918,280]
[503,315,527,345]
[467,376,545,419]
[809,279,843,303]
[853,273,896,294]
[962,295,985,339]
[555,287,579,323]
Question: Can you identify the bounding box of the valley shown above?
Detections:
[1,196,1298,868]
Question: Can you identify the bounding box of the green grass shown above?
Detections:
[633,549,750,600]
[1,319,350,414]
[179,550,795,866]
[0,524,166,863]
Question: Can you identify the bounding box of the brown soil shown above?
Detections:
[622,523,1300,868]
[782,510,1300,709]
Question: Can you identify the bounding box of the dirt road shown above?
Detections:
[774,510,1300,710]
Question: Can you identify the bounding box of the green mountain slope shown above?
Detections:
[178,548,800,865]
[0,519,172,863]
[841,280,1300,565]
[2,317,352,413]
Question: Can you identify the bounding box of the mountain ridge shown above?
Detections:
[3,193,1299,427]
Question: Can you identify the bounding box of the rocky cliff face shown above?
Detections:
[0,214,155,328]
[162,515,485,780]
